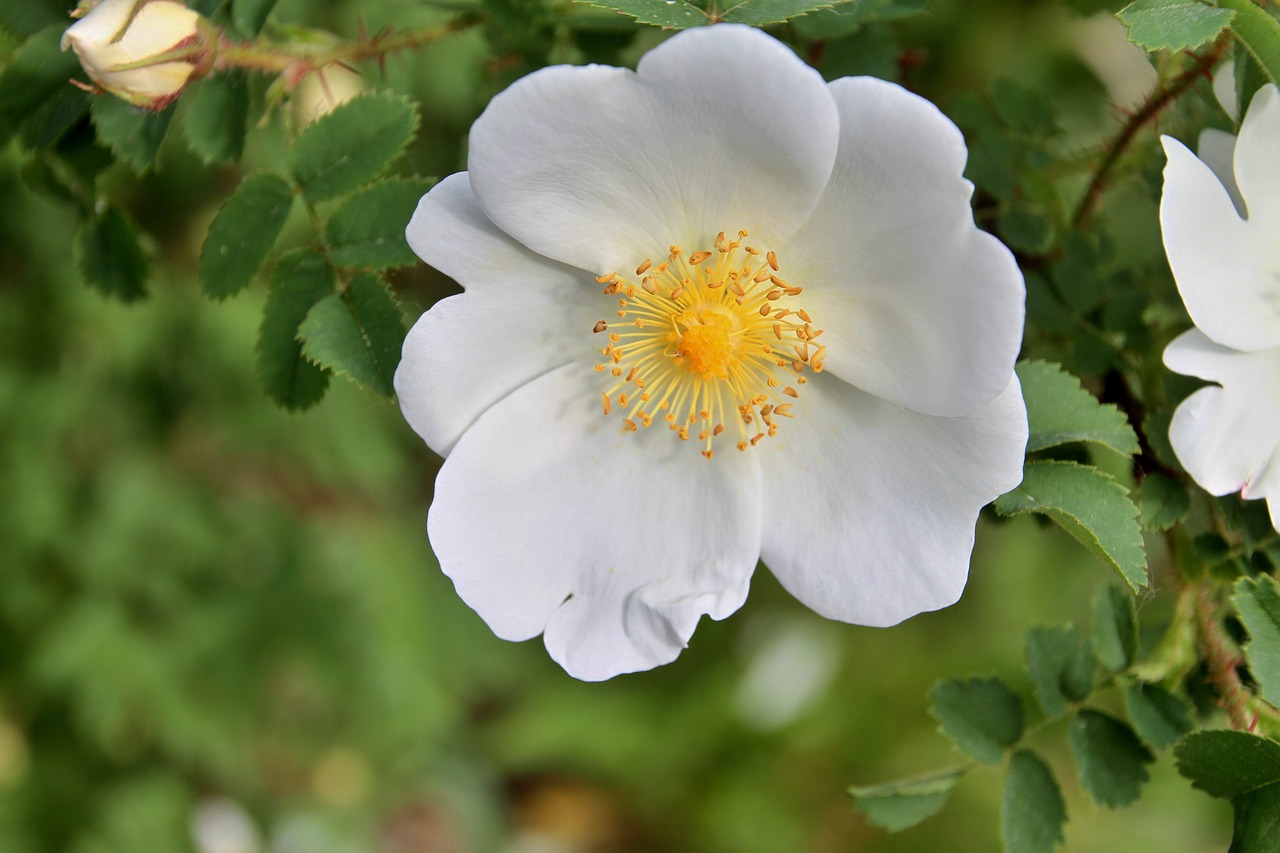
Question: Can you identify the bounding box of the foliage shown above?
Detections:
[4,0,1280,849]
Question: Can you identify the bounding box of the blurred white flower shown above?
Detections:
[62,0,210,110]
[191,797,260,853]
[396,24,1027,680]
[735,616,840,730]
[1162,85,1280,533]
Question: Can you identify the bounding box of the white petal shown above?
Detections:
[1196,129,1244,216]
[1160,135,1280,351]
[467,24,839,274]
[756,372,1027,627]
[1212,61,1239,123]
[427,363,763,681]
[1164,329,1280,502]
[396,174,600,455]
[782,76,1024,417]
[1233,85,1280,227]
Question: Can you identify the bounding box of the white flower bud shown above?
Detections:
[293,65,365,126]
[61,0,212,110]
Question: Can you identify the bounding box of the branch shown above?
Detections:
[1071,38,1228,230]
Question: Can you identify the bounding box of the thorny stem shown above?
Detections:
[1071,37,1229,230]
[1192,583,1280,732]
[213,15,482,81]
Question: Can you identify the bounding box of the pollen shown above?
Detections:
[590,229,824,458]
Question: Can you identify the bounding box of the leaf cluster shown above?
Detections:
[850,583,1206,851]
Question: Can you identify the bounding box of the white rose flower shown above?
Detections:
[1161,84,1280,533]
[396,24,1028,680]
[62,0,209,110]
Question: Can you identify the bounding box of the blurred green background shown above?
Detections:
[0,0,1237,849]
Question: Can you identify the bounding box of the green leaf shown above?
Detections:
[232,0,279,35]
[89,96,175,173]
[1138,472,1190,531]
[1002,750,1067,853]
[1218,0,1280,88]
[1016,360,1140,456]
[995,461,1148,590]
[793,0,927,37]
[1124,683,1192,750]
[1234,574,1280,707]
[1116,0,1234,51]
[848,767,966,833]
[288,92,419,203]
[993,458,1146,584]
[1069,710,1153,808]
[75,207,148,302]
[299,274,406,397]
[0,26,90,148]
[997,209,1055,255]
[991,78,1056,136]
[182,71,250,165]
[257,250,334,410]
[325,178,434,269]
[1026,625,1095,718]
[199,174,295,300]
[573,0,709,28]
[1176,731,1280,853]
[0,2,66,37]
[722,0,854,26]
[1232,784,1280,853]
[1175,730,1280,799]
[928,677,1024,765]
[1092,584,1137,672]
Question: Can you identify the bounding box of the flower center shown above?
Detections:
[675,305,736,379]
[591,229,825,459]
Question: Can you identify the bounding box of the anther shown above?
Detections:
[601,393,611,415]
[797,309,813,323]
[596,273,617,283]
[688,250,712,265]
[636,259,652,275]
[760,304,771,317]
[593,320,608,333]
[784,387,799,398]
[766,251,779,271]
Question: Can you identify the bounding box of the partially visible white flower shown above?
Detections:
[62,0,211,110]
[1161,85,1280,533]
[396,25,1027,681]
